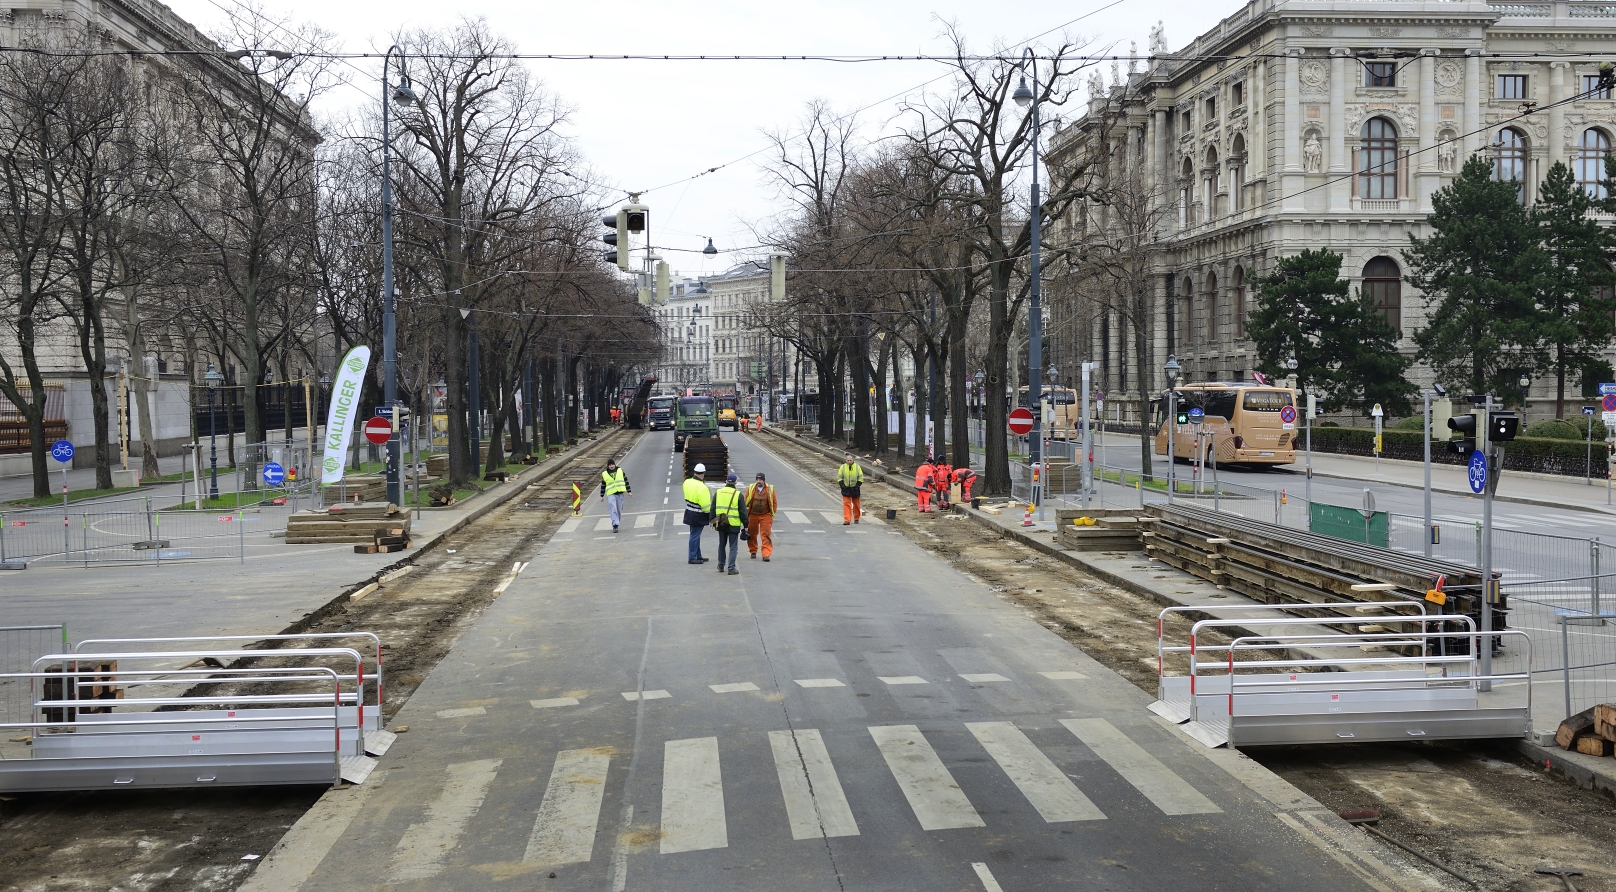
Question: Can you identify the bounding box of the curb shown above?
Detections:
[1515,738,1616,802]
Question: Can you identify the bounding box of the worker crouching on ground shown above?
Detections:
[712,472,749,575]
[953,465,977,503]
[745,472,777,561]
[837,453,864,524]
[599,459,631,532]
[914,458,935,513]
[682,464,713,565]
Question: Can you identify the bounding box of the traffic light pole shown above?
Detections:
[1480,394,1494,691]
[1166,389,1177,506]
[1423,389,1432,559]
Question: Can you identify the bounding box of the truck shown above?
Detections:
[716,395,738,429]
[645,395,677,430]
[674,396,727,479]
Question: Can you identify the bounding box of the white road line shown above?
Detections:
[785,511,811,524]
[636,533,657,537]
[530,697,579,709]
[663,497,669,505]
[972,862,1007,892]
[709,682,759,693]
[635,514,657,529]
[594,518,614,531]
[1060,718,1222,815]
[524,749,611,866]
[435,706,485,719]
[769,729,859,840]
[960,674,1009,683]
[660,737,728,853]
[1040,671,1087,680]
[879,676,929,685]
[621,690,671,701]
[819,511,843,524]
[387,759,502,882]
[967,721,1104,823]
[560,518,581,533]
[794,678,845,688]
[868,724,984,831]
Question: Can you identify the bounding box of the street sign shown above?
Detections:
[1604,394,1616,412]
[1467,449,1487,494]
[363,416,393,445]
[1188,407,1204,425]
[1279,405,1297,425]
[1007,407,1034,436]
[1600,382,1616,395]
[1584,405,1597,416]
[262,462,285,487]
[49,440,74,463]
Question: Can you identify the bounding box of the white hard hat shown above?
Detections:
[694,463,706,473]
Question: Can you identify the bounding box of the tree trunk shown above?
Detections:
[848,333,874,450]
[948,314,970,469]
[1135,287,1157,483]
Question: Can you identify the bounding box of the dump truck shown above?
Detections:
[674,395,727,479]
[645,395,677,430]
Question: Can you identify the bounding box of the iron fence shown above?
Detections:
[0,624,66,727]
[0,496,298,565]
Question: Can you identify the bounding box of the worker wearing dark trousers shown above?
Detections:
[712,472,749,575]
[682,464,713,564]
[599,459,631,532]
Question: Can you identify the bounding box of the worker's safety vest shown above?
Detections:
[745,482,775,516]
[713,486,743,528]
[682,477,713,514]
[602,468,628,496]
[915,464,934,488]
[837,463,864,487]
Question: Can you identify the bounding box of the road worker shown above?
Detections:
[837,453,865,524]
[953,465,977,503]
[745,472,777,561]
[682,464,713,565]
[914,458,935,513]
[598,459,631,532]
[932,458,953,510]
[712,472,749,575]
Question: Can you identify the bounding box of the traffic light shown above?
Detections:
[1489,410,1519,442]
[1447,409,1481,455]
[1176,409,1190,425]
[601,212,625,270]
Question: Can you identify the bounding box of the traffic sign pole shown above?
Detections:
[1481,394,1495,691]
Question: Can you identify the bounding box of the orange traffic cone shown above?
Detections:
[1021,502,1034,527]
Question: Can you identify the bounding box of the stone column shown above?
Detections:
[1283,48,1304,211]
[1253,60,1266,180]
[1329,48,1351,211]
[1549,61,1568,168]
[1418,50,1438,170]
[1465,49,1484,158]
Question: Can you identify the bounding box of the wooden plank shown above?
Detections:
[1575,735,1613,756]
[1557,707,1597,749]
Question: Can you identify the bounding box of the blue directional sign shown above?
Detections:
[1188,407,1205,424]
[1585,405,1597,416]
[49,439,74,463]
[262,461,285,487]
[1467,449,1487,494]
[1600,382,1616,395]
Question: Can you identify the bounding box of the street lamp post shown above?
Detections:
[1164,356,1180,504]
[1423,383,1446,558]
[461,308,480,480]
[1014,49,1046,515]
[381,45,418,507]
[205,365,223,499]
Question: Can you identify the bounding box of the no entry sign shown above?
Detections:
[363,416,393,445]
[1007,407,1034,436]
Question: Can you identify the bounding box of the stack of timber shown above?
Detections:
[426,454,449,477]
[284,502,412,545]
[41,662,122,720]
[1056,508,1147,551]
[1143,504,1491,632]
[353,523,411,554]
[1555,704,1616,757]
[321,473,386,504]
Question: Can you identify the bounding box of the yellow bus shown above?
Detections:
[1015,385,1081,440]
[1151,383,1298,466]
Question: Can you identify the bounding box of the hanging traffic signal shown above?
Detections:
[602,212,625,270]
[1447,410,1480,455]
[1489,410,1519,442]
[624,204,647,233]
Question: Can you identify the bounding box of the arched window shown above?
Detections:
[1577,128,1611,199]
[1205,272,1219,345]
[1494,128,1528,201]
[1359,117,1399,199]
[1180,157,1195,225]
[1232,267,1246,338]
[1363,257,1402,333]
[1204,147,1221,217]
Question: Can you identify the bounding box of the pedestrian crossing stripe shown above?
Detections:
[374,720,1219,875]
[595,517,614,531]
[785,511,810,524]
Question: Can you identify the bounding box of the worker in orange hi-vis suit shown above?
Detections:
[914,459,936,513]
[953,465,977,503]
[932,459,953,510]
[744,472,777,561]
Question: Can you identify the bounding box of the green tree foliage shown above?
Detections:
[1531,161,1616,417]
[1247,249,1415,414]
[1405,155,1548,397]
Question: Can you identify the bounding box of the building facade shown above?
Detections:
[652,264,798,412]
[1046,0,1616,417]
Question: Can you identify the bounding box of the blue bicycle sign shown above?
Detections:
[1467,449,1487,494]
[49,439,74,463]
[1188,408,1204,425]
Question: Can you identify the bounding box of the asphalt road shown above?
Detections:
[236,429,1406,892]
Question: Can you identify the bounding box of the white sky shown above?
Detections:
[165,0,1232,277]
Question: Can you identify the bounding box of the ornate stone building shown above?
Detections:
[1046,0,1616,415]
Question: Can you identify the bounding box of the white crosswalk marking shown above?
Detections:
[387,759,502,882]
[661,737,728,853]
[869,725,984,831]
[959,674,1008,683]
[595,517,614,531]
[967,722,1104,823]
[879,676,929,685]
[819,511,843,524]
[709,682,758,693]
[769,729,860,840]
[634,513,657,529]
[524,749,611,866]
[785,511,810,524]
[1061,718,1221,815]
[560,518,581,533]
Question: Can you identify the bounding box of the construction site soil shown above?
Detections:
[4,427,1614,891]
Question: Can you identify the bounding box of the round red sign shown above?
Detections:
[1280,405,1297,424]
[1007,407,1035,436]
[363,416,393,445]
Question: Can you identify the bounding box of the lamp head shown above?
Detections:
[204,365,223,388]
[1432,383,1446,397]
[392,80,419,107]
[1012,76,1034,108]
[1163,354,1181,384]
[1286,356,1298,371]
[702,238,718,256]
